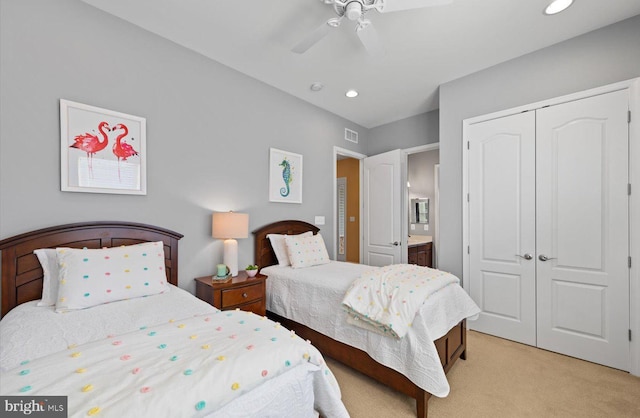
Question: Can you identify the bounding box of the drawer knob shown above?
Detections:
[242,292,248,298]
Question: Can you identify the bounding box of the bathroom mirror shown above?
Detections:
[411,198,429,224]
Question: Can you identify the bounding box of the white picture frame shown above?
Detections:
[60,99,147,195]
[269,148,302,204]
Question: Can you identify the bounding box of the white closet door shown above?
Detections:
[536,90,629,370]
[467,112,537,345]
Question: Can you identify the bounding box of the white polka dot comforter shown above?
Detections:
[0,286,348,418]
[342,264,460,339]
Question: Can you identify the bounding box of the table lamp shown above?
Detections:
[212,211,249,277]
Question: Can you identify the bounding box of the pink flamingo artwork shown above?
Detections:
[112,123,139,181]
[69,121,110,176]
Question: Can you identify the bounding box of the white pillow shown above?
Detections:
[55,241,168,312]
[267,231,313,266]
[34,248,60,307]
[284,233,331,269]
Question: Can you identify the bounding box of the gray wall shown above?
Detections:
[0,0,367,295]
[439,14,640,278]
[368,109,439,155]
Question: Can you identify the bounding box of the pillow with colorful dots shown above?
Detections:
[34,248,63,307]
[267,231,313,266]
[284,233,331,269]
[54,241,168,312]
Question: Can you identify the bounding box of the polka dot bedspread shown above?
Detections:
[342,264,460,339]
[0,300,347,417]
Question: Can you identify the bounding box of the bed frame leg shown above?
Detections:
[416,389,429,418]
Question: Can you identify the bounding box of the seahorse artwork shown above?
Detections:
[279,158,292,197]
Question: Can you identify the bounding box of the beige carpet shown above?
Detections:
[326,330,640,417]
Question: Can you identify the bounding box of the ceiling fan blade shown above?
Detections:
[291,17,341,54]
[356,20,383,56]
[376,0,453,13]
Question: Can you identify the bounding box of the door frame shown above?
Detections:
[333,146,366,263]
[462,77,640,376]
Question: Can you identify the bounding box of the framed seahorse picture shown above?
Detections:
[60,99,147,195]
[269,148,303,204]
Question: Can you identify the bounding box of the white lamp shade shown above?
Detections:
[212,212,249,239]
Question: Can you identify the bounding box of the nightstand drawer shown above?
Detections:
[234,299,264,315]
[221,283,263,307]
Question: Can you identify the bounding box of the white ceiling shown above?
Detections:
[81,0,640,128]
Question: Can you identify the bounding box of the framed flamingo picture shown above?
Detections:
[60,99,147,195]
[268,148,302,204]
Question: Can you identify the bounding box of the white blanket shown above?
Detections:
[0,286,349,418]
[262,261,481,397]
[342,264,459,338]
[1,309,346,418]
[1,286,216,372]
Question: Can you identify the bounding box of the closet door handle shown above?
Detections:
[516,253,533,260]
[538,254,556,262]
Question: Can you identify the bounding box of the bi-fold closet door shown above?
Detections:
[467,90,630,371]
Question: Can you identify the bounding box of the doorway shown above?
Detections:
[406,144,440,268]
[333,147,366,263]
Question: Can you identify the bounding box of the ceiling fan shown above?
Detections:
[292,0,453,55]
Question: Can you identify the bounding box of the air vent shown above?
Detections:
[344,128,358,144]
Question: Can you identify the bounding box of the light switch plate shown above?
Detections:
[410,224,416,230]
[315,216,325,225]
[424,224,429,231]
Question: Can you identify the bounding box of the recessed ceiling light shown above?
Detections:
[544,0,574,15]
[310,82,324,92]
[345,89,359,98]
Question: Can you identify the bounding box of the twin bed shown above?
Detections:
[0,220,479,418]
[253,220,480,418]
[0,222,347,418]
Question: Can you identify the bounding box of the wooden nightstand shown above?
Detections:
[194,271,267,316]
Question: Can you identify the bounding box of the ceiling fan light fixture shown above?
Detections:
[544,0,574,15]
[345,1,363,20]
[346,89,359,98]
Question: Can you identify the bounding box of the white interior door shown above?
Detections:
[536,90,630,370]
[467,112,537,345]
[363,149,404,266]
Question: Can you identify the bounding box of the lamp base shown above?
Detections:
[223,238,239,277]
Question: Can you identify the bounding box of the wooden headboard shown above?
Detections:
[0,221,183,316]
[252,220,319,268]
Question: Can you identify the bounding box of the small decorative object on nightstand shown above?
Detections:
[245,264,259,277]
[195,270,267,316]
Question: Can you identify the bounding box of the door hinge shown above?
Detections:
[467,245,470,254]
[630,329,632,342]
[629,110,632,124]
[467,193,470,202]
[629,256,632,268]
[467,141,470,150]
[629,183,632,196]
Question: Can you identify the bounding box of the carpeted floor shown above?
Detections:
[326,330,640,417]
